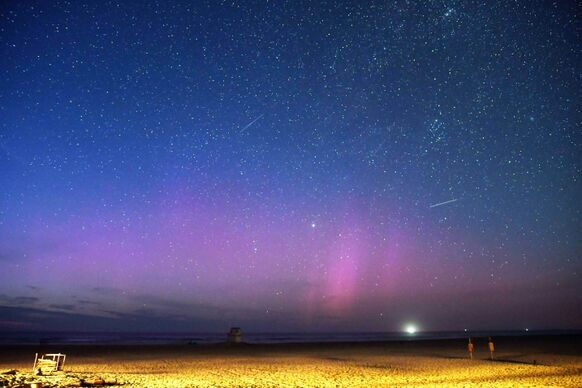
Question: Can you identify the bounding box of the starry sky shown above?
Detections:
[0,1,581,333]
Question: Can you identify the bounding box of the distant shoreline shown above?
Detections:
[0,332,580,351]
[1,329,580,346]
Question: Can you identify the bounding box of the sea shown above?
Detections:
[0,330,576,346]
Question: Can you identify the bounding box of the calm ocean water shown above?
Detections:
[0,330,575,345]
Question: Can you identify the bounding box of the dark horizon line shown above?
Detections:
[1,329,580,334]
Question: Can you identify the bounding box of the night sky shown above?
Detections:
[1,1,581,333]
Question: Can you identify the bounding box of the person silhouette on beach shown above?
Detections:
[468,338,474,360]
[488,337,495,360]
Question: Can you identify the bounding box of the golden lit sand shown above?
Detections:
[1,340,581,387]
[63,355,581,387]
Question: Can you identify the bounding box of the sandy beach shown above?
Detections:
[1,335,581,387]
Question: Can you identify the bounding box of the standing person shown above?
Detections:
[488,337,495,360]
[468,338,474,360]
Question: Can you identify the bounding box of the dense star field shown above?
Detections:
[0,1,580,332]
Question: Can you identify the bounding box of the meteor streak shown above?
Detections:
[429,198,458,208]
[239,114,264,133]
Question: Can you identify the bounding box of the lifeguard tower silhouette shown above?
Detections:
[227,327,242,343]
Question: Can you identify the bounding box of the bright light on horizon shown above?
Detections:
[404,324,418,334]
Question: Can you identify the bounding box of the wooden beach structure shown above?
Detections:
[227,327,242,343]
[33,353,66,374]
